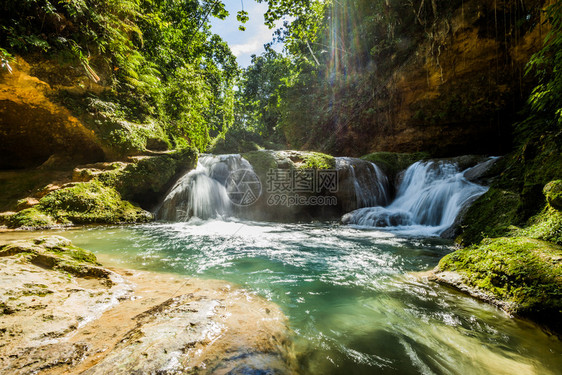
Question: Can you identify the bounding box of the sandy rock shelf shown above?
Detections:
[0,236,295,374]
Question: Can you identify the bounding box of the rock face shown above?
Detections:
[0,237,295,374]
[544,180,562,211]
[433,237,562,334]
[0,148,197,228]
[312,0,547,157]
[244,150,390,220]
[0,58,105,169]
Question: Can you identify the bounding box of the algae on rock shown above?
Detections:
[436,237,562,333]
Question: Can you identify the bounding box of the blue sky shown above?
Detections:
[210,0,284,67]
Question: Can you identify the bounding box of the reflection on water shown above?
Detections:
[3,221,561,374]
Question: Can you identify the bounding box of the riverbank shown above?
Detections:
[0,236,295,374]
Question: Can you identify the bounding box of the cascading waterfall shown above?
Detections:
[157,154,253,221]
[336,157,390,209]
[342,160,489,235]
[157,152,487,233]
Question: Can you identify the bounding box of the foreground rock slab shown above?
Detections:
[0,237,295,374]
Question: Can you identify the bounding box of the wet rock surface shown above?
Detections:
[0,237,295,374]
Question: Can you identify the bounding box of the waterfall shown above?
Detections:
[342,160,489,235]
[157,155,253,221]
[336,157,390,210]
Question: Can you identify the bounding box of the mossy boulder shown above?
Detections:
[436,237,562,332]
[237,150,341,221]
[544,180,562,211]
[0,236,110,279]
[242,150,278,177]
[521,205,562,246]
[37,180,151,225]
[242,150,336,175]
[100,148,198,209]
[458,188,522,245]
[6,207,56,229]
[459,132,562,244]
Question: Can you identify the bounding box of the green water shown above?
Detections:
[11,220,562,374]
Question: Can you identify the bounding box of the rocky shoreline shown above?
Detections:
[0,236,296,374]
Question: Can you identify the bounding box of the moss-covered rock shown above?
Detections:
[99,148,198,209]
[299,152,336,170]
[37,180,151,225]
[544,180,562,211]
[436,237,562,332]
[6,207,56,229]
[521,206,562,246]
[361,152,429,181]
[0,236,109,279]
[242,150,336,175]
[242,150,278,177]
[1,147,197,229]
[458,188,522,245]
[459,132,562,244]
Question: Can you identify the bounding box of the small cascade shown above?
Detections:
[157,155,253,221]
[342,160,489,235]
[336,157,390,210]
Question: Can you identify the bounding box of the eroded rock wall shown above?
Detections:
[336,0,549,157]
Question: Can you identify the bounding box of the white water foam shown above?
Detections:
[342,160,489,236]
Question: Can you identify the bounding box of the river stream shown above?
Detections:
[6,221,560,375]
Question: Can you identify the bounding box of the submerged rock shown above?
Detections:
[0,237,296,374]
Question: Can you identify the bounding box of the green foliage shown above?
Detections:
[234,48,293,145]
[438,237,562,324]
[0,0,239,153]
[525,1,562,130]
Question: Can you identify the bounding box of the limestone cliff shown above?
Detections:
[0,57,105,169]
[303,0,550,157]
[0,55,172,170]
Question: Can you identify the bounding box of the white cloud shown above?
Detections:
[230,24,274,57]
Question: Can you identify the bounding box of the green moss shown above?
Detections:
[242,151,278,177]
[0,237,107,279]
[299,152,336,170]
[544,180,562,210]
[33,237,99,265]
[6,208,56,229]
[111,148,197,204]
[85,98,172,157]
[458,188,522,245]
[438,237,562,327]
[94,147,197,208]
[361,152,429,180]
[22,288,53,297]
[37,180,151,224]
[522,205,562,245]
